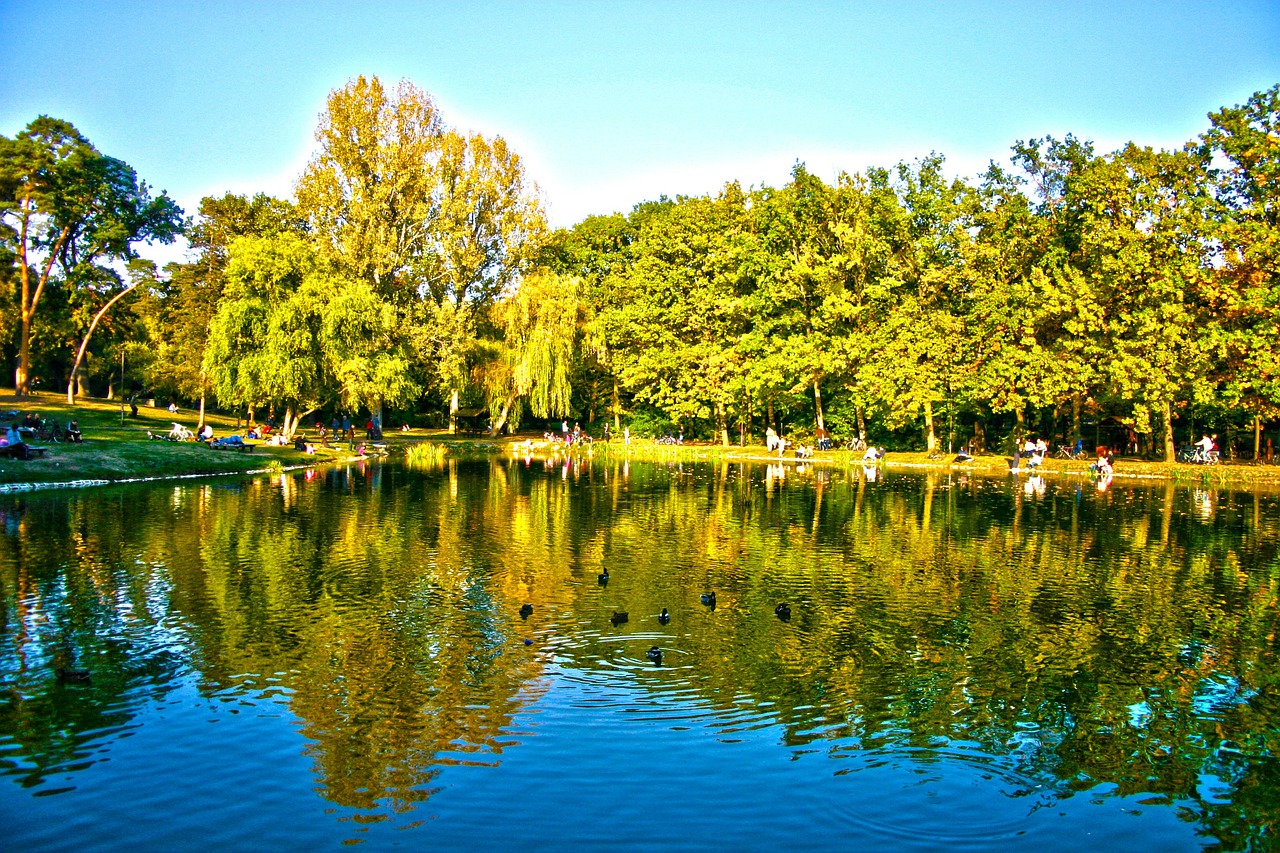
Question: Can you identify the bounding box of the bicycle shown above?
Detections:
[1178,445,1219,465]
[1056,444,1089,460]
[845,436,867,452]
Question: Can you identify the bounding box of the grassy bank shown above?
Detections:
[472,434,1280,490]
[5,390,1280,492]
[0,392,398,488]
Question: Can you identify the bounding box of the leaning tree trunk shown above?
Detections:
[67,281,141,404]
[489,394,515,437]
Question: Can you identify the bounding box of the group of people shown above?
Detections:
[1019,437,1050,469]
[1091,446,1116,477]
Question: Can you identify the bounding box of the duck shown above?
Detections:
[519,603,534,618]
[647,646,663,665]
[775,603,791,621]
[700,592,716,607]
[610,611,629,624]
[56,668,91,685]
[658,608,671,624]
[598,568,610,585]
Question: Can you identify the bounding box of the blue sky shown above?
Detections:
[2,0,1277,258]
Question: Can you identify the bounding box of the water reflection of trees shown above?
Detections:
[2,460,1278,844]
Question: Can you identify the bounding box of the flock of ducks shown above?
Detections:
[518,576,795,666]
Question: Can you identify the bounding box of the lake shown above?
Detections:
[1,456,1277,850]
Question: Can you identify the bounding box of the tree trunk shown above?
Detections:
[1071,395,1082,447]
[856,405,866,442]
[767,399,775,433]
[1254,414,1262,460]
[16,211,71,397]
[924,400,937,452]
[716,401,729,447]
[66,281,142,404]
[198,386,207,431]
[449,388,459,434]
[612,381,621,432]
[813,379,825,432]
[489,395,515,436]
[1162,399,1176,462]
[1013,405,1026,452]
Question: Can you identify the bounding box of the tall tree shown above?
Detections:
[0,116,182,396]
[295,76,545,430]
[1202,85,1280,455]
[142,193,304,423]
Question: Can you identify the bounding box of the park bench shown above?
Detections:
[0,443,46,460]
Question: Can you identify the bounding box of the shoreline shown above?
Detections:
[3,407,1278,493]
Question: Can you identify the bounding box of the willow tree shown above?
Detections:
[206,232,419,436]
[295,75,545,430]
[480,270,586,435]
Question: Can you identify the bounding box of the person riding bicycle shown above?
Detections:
[1195,434,1216,454]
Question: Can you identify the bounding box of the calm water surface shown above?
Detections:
[1,457,1277,850]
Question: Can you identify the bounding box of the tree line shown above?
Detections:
[2,78,1277,460]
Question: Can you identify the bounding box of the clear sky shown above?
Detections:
[2,0,1277,259]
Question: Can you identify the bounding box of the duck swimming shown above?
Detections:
[520,603,534,618]
[658,608,671,624]
[700,592,716,607]
[647,646,663,665]
[610,611,629,624]
[598,568,610,585]
[775,603,791,621]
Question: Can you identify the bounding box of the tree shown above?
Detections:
[860,155,972,451]
[295,76,546,430]
[603,189,752,444]
[479,270,587,435]
[1202,85,1280,456]
[142,193,304,424]
[0,116,182,396]
[205,232,420,437]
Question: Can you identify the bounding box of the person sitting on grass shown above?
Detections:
[199,424,214,442]
[66,420,82,443]
[293,436,316,454]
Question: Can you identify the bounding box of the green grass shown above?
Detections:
[0,391,345,486]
